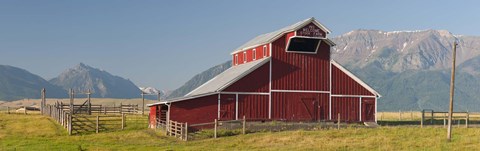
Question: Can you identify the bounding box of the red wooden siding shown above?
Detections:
[219,94,236,120]
[223,62,270,92]
[286,31,295,44]
[149,106,157,128]
[296,22,326,38]
[271,92,329,121]
[232,44,270,66]
[271,34,330,91]
[238,94,269,120]
[362,97,376,122]
[331,65,374,96]
[331,97,360,122]
[169,94,218,125]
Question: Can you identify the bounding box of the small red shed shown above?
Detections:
[148,17,381,128]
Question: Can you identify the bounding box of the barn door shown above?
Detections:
[362,98,375,122]
[291,98,317,121]
[220,94,236,120]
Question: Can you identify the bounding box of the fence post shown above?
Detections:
[24,107,27,115]
[63,111,66,127]
[96,115,99,133]
[7,107,9,114]
[214,119,217,138]
[104,107,106,115]
[68,113,72,135]
[166,120,170,136]
[337,113,341,130]
[466,113,469,128]
[411,111,414,121]
[180,123,184,140]
[185,122,188,141]
[122,113,125,130]
[243,115,246,135]
[399,110,402,121]
[444,114,447,128]
[430,111,434,124]
[421,110,424,128]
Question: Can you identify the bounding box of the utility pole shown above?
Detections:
[447,41,458,142]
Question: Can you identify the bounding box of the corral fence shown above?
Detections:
[39,88,146,135]
[44,103,130,135]
[420,109,480,128]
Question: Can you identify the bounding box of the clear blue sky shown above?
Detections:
[0,0,479,90]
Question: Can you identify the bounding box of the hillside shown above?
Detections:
[50,63,140,99]
[0,65,67,101]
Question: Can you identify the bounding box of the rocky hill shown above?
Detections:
[49,63,140,98]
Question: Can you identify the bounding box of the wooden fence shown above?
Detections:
[43,103,132,135]
[155,116,250,141]
[166,120,188,141]
[420,109,471,128]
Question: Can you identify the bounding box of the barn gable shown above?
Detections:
[331,60,381,97]
[231,17,332,54]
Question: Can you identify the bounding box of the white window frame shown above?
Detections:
[263,45,267,57]
[243,51,246,63]
[253,49,256,60]
[235,54,238,65]
[285,36,322,54]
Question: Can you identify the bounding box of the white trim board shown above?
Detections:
[331,94,376,98]
[220,92,269,95]
[268,43,272,119]
[271,90,330,93]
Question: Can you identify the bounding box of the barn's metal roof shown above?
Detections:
[231,17,332,54]
[147,57,271,106]
[186,57,270,96]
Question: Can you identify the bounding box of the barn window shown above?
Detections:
[243,51,246,63]
[286,37,321,53]
[253,49,256,60]
[263,45,267,57]
[235,54,238,65]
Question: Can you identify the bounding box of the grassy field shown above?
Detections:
[2,113,480,150]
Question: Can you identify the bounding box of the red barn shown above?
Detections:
[148,18,381,128]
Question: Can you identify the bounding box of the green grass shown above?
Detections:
[2,113,480,150]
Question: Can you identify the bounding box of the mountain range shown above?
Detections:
[0,63,145,101]
[2,29,480,111]
[331,29,480,111]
